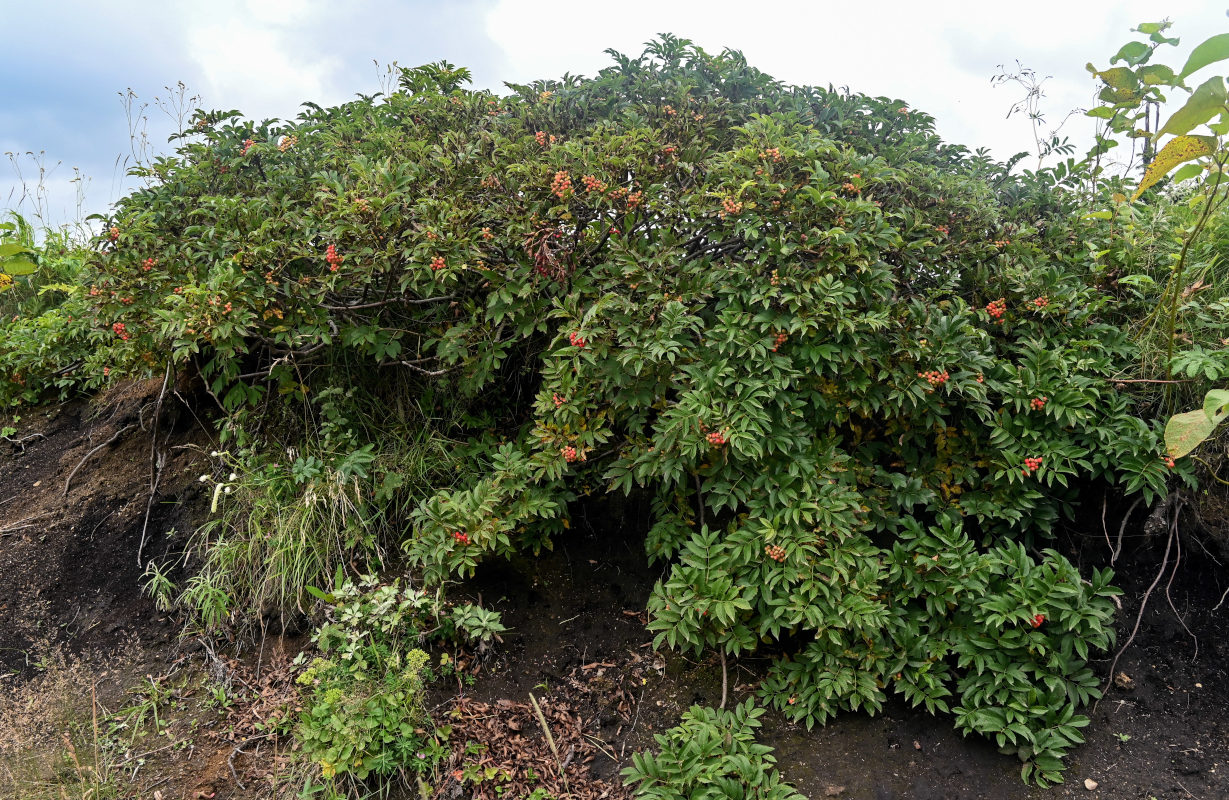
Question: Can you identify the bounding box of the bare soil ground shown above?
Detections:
[1,391,1226,800]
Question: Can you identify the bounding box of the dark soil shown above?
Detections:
[2,392,1227,800]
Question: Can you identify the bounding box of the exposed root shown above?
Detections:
[63,424,134,497]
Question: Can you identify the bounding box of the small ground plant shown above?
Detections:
[623,700,804,800]
[293,574,503,791]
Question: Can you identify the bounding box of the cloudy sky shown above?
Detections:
[2,0,1224,231]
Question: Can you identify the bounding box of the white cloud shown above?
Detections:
[181,0,347,121]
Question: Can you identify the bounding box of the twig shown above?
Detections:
[227,734,271,790]
[529,693,568,791]
[1163,509,1198,660]
[719,649,728,710]
[1113,497,1142,566]
[63,424,134,497]
[0,511,53,535]
[1213,584,1229,612]
[137,362,173,568]
[1099,499,1176,708]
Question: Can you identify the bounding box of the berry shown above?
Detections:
[985,298,1007,323]
[142,257,156,271]
[917,370,950,388]
[550,170,572,199]
[430,255,446,271]
[240,138,254,156]
[764,544,787,562]
[706,430,728,447]
[1031,614,1045,628]
[720,197,743,217]
[568,332,587,348]
[452,531,471,546]
[108,226,120,242]
[561,445,579,462]
[770,331,788,352]
[1033,296,1049,308]
[325,243,343,271]
[1030,396,1048,411]
[552,393,565,408]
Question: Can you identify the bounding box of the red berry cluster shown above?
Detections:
[759,147,782,162]
[917,370,949,387]
[764,544,786,562]
[770,332,788,352]
[481,226,494,240]
[240,138,254,156]
[663,145,677,156]
[769,269,780,286]
[1030,613,1045,628]
[452,531,471,546]
[568,332,587,348]
[706,430,727,447]
[1162,455,1176,469]
[325,244,342,271]
[663,104,677,116]
[108,226,120,242]
[278,135,298,152]
[841,182,859,193]
[534,131,556,146]
[581,174,607,193]
[721,197,743,217]
[993,238,1011,248]
[552,393,565,408]
[430,255,446,271]
[1033,296,1049,308]
[550,170,572,199]
[985,298,1006,323]
[561,445,579,462]
[936,225,949,235]
[1021,455,1043,475]
[1030,396,1048,411]
[976,373,985,383]
[142,257,156,271]
[120,296,134,305]
[112,322,129,341]
[627,190,644,209]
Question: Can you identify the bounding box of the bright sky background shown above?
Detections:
[2,1,1225,232]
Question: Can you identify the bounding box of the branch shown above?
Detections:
[322,294,455,311]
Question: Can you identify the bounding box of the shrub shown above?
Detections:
[27,31,1224,785]
[622,700,804,800]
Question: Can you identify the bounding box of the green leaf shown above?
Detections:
[1164,408,1218,458]
[1137,64,1177,86]
[1111,42,1151,67]
[1085,106,1116,120]
[1157,76,1227,137]
[1203,389,1229,422]
[1180,32,1229,78]
[1095,67,1140,91]
[0,242,34,258]
[1132,135,1217,199]
[1,258,37,276]
[1135,22,1164,35]
[1169,163,1204,184]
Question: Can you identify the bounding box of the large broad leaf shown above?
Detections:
[1180,32,1229,79]
[1165,390,1229,457]
[1132,135,1216,199]
[1095,66,1140,91]
[1165,408,1218,457]
[1111,41,1151,67]
[1137,64,1177,86]
[1204,390,1229,421]
[0,258,37,276]
[1169,162,1205,184]
[0,242,34,258]
[1157,76,1227,137]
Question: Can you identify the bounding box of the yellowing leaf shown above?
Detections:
[1133,135,1216,199]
